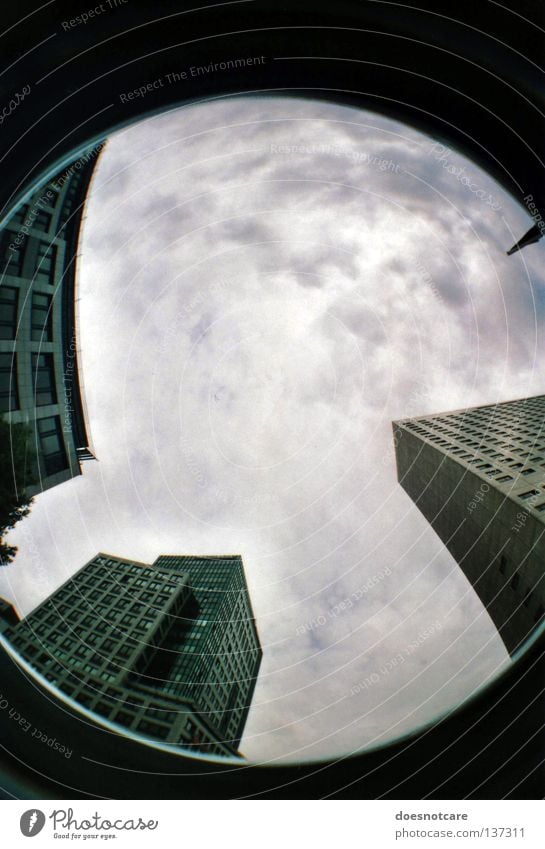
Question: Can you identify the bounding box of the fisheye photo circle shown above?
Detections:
[0,96,543,764]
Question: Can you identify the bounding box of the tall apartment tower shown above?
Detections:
[1,553,262,757]
[394,395,545,655]
[0,144,103,495]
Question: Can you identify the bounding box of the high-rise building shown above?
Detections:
[1,552,262,756]
[0,144,103,495]
[393,395,545,655]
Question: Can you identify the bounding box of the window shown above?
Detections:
[47,187,61,208]
[36,415,67,475]
[1,231,24,277]
[32,353,57,406]
[519,489,540,501]
[114,711,135,728]
[0,352,18,412]
[521,468,536,476]
[31,291,53,341]
[137,720,169,739]
[0,285,18,339]
[33,210,52,232]
[59,192,78,224]
[496,475,513,483]
[99,672,116,682]
[116,645,132,660]
[12,208,53,233]
[35,241,57,284]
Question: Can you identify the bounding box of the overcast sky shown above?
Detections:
[1,96,544,763]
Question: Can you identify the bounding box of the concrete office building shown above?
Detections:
[0,552,262,756]
[394,395,545,655]
[0,144,103,495]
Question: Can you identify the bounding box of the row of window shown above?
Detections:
[445,399,545,422]
[0,410,66,476]
[404,420,545,504]
[79,691,229,751]
[71,686,222,749]
[0,286,53,342]
[83,562,184,597]
[48,597,181,630]
[0,351,58,412]
[38,415,67,475]
[414,404,545,437]
[1,232,58,285]
[15,651,251,739]
[8,181,66,227]
[52,583,174,609]
[58,178,84,225]
[13,627,138,664]
[10,206,53,232]
[411,421,545,459]
[93,557,138,568]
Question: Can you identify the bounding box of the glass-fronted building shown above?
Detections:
[0,552,262,756]
[0,144,103,494]
[394,395,545,655]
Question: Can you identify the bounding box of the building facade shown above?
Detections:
[0,144,103,495]
[1,552,262,756]
[394,395,545,655]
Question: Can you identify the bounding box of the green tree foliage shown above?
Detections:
[0,415,37,565]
